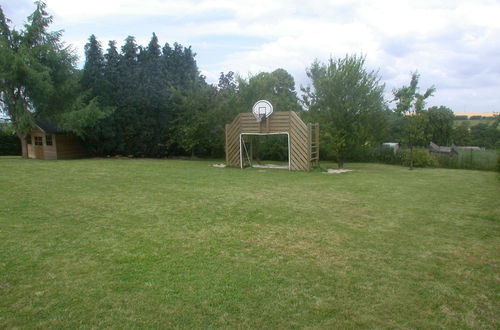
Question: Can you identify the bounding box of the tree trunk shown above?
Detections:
[409,145,414,170]
[17,133,28,159]
[338,159,344,169]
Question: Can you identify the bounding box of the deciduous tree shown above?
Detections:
[302,55,386,168]
[424,106,455,145]
[392,72,435,169]
[238,68,300,112]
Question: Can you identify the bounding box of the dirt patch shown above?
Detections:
[326,169,353,174]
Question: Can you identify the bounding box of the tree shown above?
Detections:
[302,55,386,168]
[210,71,241,157]
[170,82,216,157]
[135,33,171,156]
[392,72,435,169]
[79,33,208,157]
[469,117,500,149]
[162,42,199,90]
[238,68,300,112]
[0,1,77,157]
[424,106,455,145]
[81,35,105,94]
[452,121,471,146]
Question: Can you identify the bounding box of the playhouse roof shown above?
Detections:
[35,117,64,134]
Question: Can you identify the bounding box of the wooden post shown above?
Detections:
[249,136,253,167]
[225,124,229,165]
[308,123,312,170]
[315,123,320,166]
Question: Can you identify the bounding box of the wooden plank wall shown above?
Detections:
[43,134,57,160]
[55,134,88,159]
[225,111,317,171]
[29,128,57,159]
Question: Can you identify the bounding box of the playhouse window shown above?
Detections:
[34,136,43,146]
[45,134,53,146]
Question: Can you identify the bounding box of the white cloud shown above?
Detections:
[3,0,500,112]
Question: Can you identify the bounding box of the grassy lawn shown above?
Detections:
[1,158,499,328]
[454,118,496,127]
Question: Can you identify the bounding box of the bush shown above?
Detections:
[496,153,500,173]
[454,115,468,120]
[251,135,288,162]
[0,130,20,156]
[434,149,498,171]
[365,146,404,165]
[402,148,438,167]
[324,144,498,172]
[469,115,483,120]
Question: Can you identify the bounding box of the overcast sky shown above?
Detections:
[3,0,500,113]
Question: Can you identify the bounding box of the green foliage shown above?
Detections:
[364,146,404,164]
[302,54,387,167]
[393,72,435,116]
[169,82,219,157]
[81,34,105,93]
[0,1,75,132]
[57,95,114,137]
[451,117,500,150]
[0,2,109,157]
[392,72,435,169]
[80,34,205,157]
[251,135,289,162]
[434,150,498,172]
[452,121,471,146]
[361,145,498,172]
[238,68,300,112]
[497,153,500,173]
[0,123,20,155]
[454,115,468,120]
[469,120,500,149]
[424,106,455,145]
[401,148,437,167]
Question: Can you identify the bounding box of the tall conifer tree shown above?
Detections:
[0,1,77,157]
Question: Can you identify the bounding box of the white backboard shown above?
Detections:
[252,100,273,121]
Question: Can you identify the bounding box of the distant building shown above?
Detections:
[429,142,456,155]
[429,142,484,155]
[382,142,399,153]
[452,146,485,151]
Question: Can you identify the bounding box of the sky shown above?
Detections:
[2,0,500,114]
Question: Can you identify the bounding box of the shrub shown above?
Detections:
[454,115,468,120]
[497,153,500,173]
[0,130,20,156]
[435,149,498,171]
[469,115,483,120]
[366,146,404,165]
[402,148,438,167]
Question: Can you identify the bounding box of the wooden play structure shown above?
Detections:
[225,111,319,171]
[26,118,88,160]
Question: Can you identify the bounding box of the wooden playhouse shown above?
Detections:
[225,111,319,171]
[26,118,88,160]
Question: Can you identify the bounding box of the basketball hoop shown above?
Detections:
[252,100,273,122]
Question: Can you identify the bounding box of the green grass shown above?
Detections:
[1,158,499,328]
[454,118,496,127]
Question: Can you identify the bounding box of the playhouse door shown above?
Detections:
[34,145,44,159]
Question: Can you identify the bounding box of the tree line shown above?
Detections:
[1,2,498,165]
